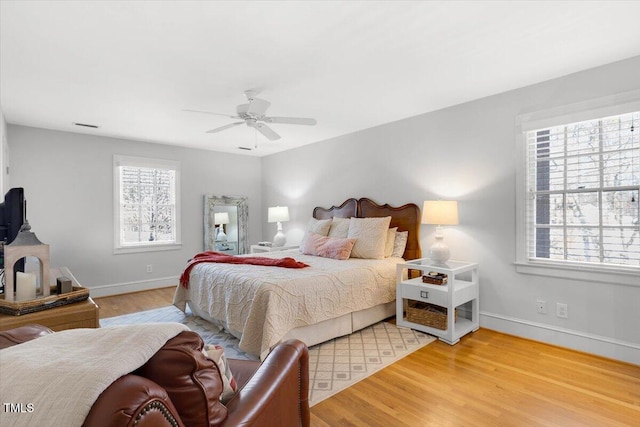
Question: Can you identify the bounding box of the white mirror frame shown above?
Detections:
[204,195,249,254]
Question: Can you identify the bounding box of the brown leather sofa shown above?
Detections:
[0,324,310,427]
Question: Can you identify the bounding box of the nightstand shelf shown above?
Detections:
[396,258,479,345]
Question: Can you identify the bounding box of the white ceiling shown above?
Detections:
[2,1,640,157]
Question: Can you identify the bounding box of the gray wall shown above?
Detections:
[7,126,262,296]
[261,56,640,363]
[0,110,8,192]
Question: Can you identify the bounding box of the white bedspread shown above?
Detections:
[0,323,188,427]
[174,250,401,358]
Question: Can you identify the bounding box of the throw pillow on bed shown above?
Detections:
[348,216,392,259]
[392,230,408,257]
[385,227,398,257]
[327,217,350,238]
[307,217,332,235]
[301,231,356,260]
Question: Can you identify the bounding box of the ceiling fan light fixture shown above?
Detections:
[186,89,316,141]
[236,104,250,115]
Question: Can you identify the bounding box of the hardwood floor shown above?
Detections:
[95,286,175,318]
[95,288,640,426]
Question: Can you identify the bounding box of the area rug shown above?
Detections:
[100,305,435,406]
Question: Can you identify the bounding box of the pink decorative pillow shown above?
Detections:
[301,232,356,260]
[300,218,333,249]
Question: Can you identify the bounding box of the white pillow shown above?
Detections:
[385,227,398,257]
[347,216,392,259]
[307,217,332,235]
[328,217,350,238]
[391,230,408,258]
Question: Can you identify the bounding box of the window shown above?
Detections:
[113,155,181,253]
[516,92,640,285]
[527,112,639,266]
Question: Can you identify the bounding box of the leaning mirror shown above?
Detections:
[204,195,249,255]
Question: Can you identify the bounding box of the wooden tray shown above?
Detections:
[0,285,90,316]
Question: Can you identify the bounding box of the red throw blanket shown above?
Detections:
[180,251,309,288]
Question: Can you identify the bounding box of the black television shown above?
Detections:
[0,187,26,292]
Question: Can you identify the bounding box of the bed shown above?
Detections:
[174,198,421,359]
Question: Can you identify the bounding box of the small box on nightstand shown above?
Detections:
[57,277,73,294]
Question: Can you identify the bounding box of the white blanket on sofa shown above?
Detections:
[0,322,189,427]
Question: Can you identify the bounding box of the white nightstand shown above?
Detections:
[396,258,479,345]
[250,244,299,254]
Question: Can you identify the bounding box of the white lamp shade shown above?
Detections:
[214,212,230,225]
[422,201,459,225]
[268,206,290,223]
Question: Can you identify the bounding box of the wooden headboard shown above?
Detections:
[313,198,421,260]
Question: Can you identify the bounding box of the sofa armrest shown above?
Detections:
[83,374,185,427]
[0,324,53,349]
[222,339,310,427]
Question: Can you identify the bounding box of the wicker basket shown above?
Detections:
[0,285,90,316]
[406,300,457,330]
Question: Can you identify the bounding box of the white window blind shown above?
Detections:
[113,155,181,253]
[525,111,639,268]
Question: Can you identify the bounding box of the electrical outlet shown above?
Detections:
[536,300,547,314]
[146,264,153,273]
[556,303,568,318]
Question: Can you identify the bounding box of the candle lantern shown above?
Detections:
[3,220,50,302]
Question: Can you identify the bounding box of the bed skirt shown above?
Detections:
[188,301,396,356]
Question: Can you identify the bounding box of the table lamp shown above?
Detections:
[422,200,459,264]
[214,212,230,242]
[268,206,290,247]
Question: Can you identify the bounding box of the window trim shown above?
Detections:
[113,155,181,254]
[515,90,640,286]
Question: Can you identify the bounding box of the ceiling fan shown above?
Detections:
[184,90,317,141]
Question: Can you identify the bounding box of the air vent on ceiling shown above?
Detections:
[73,122,99,129]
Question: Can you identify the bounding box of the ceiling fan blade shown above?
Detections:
[263,116,317,126]
[183,109,239,119]
[247,98,270,116]
[249,122,280,140]
[205,121,244,134]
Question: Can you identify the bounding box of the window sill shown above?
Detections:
[114,243,182,255]
[514,261,639,287]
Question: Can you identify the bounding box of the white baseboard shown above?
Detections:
[89,276,178,298]
[480,311,640,365]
